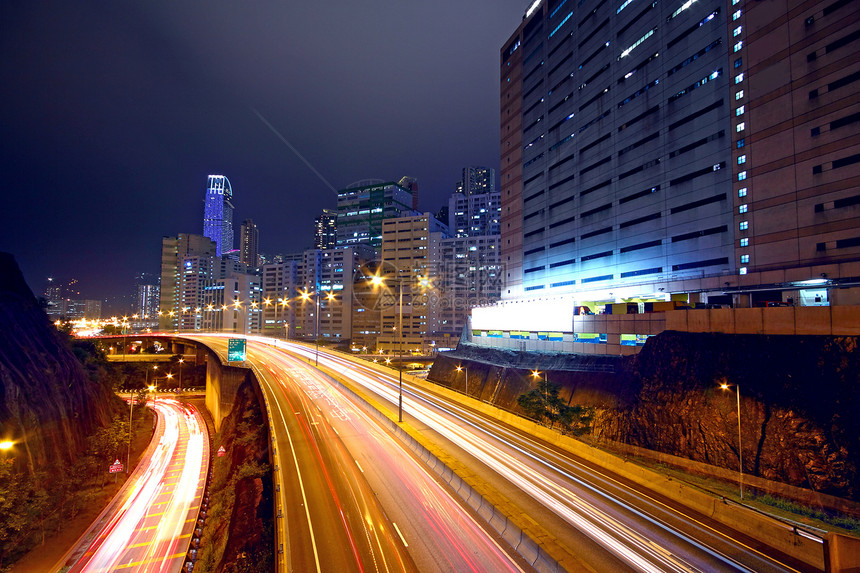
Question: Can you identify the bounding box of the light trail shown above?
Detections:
[63,399,208,573]
[268,338,798,573]
[196,334,527,572]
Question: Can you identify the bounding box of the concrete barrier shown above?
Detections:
[825,532,860,573]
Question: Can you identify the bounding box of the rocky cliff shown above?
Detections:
[602,331,859,500]
[0,253,118,473]
[197,378,273,572]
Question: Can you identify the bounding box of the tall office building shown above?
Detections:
[314,209,338,250]
[203,175,235,257]
[336,180,417,250]
[448,188,502,238]
[496,0,859,306]
[455,167,496,196]
[733,0,859,300]
[159,234,217,331]
[239,218,260,267]
[134,272,160,328]
[377,214,449,352]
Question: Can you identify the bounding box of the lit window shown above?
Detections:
[733,10,742,20]
[732,0,740,4]
[737,139,745,148]
[734,26,743,37]
[735,73,744,84]
[739,204,748,213]
[739,267,748,274]
[740,254,749,263]
[736,90,744,100]
[734,41,743,52]
[738,187,747,197]
[740,238,749,247]
[734,58,743,68]
[738,155,746,164]
[736,122,745,132]
[736,105,745,116]
[620,28,656,59]
[738,171,747,181]
[739,221,749,230]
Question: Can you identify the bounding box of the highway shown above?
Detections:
[59,399,208,573]
[197,334,530,572]
[260,338,815,573]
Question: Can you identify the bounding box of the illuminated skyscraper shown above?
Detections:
[203,175,234,257]
[455,167,495,197]
[239,218,259,267]
[314,209,338,250]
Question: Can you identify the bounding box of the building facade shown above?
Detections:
[239,218,259,268]
[448,188,502,238]
[336,180,416,250]
[203,175,234,257]
[455,166,496,197]
[314,209,338,250]
[377,214,449,353]
[437,235,502,343]
[159,234,217,331]
[485,0,859,342]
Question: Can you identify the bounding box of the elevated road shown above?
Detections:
[197,334,529,572]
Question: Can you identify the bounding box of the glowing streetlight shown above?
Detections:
[456,364,469,395]
[720,382,744,500]
[178,358,184,392]
[0,441,13,451]
[371,273,406,423]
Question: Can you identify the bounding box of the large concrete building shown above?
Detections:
[159,234,217,331]
[377,214,450,353]
[476,0,860,353]
[239,218,259,268]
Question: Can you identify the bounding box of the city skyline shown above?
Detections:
[0,0,525,306]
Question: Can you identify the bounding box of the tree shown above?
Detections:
[517,379,565,425]
[517,378,594,434]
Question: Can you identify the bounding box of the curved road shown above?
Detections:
[60,398,208,573]
[197,334,530,572]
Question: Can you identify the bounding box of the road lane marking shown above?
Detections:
[392,522,408,547]
[273,382,322,573]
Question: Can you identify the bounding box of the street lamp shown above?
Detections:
[456,364,469,396]
[532,369,552,426]
[720,382,744,500]
[371,274,406,422]
[178,358,183,393]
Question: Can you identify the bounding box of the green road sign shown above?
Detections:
[227,338,246,362]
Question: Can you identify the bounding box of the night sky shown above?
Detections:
[1,1,526,312]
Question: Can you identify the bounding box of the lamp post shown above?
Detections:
[371,274,405,423]
[178,358,183,393]
[720,382,744,500]
[127,394,134,473]
[456,364,469,396]
[532,369,551,426]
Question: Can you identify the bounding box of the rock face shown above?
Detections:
[0,253,116,473]
[602,331,860,500]
[431,332,859,500]
[201,378,273,572]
